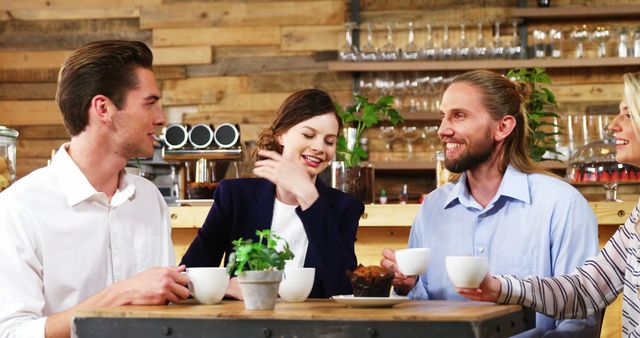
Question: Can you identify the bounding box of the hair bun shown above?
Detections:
[512,80,531,106]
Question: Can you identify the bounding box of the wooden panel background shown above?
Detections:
[0,2,638,336]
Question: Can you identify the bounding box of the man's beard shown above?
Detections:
[444,135,496,173]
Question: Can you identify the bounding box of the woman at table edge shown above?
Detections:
[457,72,640,337]
[180,88,364,299]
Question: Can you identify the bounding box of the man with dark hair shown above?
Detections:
[0,40,189,338]
[381,70,600,337]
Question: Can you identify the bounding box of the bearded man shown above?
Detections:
[381,70,600,337]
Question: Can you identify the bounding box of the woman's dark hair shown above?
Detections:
[255,89,342,158]
[55,40,153,136]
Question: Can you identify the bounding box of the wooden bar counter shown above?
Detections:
[73,300,534,338]
[168,201,634,338]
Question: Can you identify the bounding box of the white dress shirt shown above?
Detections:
[0,145,174,338]
[270,199,308,269]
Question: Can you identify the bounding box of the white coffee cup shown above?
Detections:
[395,248,430,276]
[186,267,229,304]
[445,256,488,289]
[278,267,315,302]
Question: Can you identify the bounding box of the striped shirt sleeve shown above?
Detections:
[496,202,639,322]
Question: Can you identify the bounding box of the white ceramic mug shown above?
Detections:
[445,256,488,289]
[395,248,431,276]
[186,267,229,304]
[278,268,315,303]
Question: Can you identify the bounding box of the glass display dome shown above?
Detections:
[566,137,640,201]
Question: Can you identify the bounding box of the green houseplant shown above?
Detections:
[332,94,404,203]
[227,229,294,310]
[507,67,561,162]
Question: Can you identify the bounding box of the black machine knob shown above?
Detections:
[213,123,240,148]
[163,124,189,149]
[189,123,214,149]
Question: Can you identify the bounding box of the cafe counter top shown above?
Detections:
[169,201,636,228]
[73,300,534,338]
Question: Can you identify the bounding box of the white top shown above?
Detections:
[0,145,175,338]
[270,199,308,269]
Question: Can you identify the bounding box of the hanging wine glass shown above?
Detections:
[472,21,488,59]
[439,23,454,59]
[360,22,378,61]
[570,25,590,59]
[507,19,522,59]
[491,21,505,59]
[591,26,611,58]
[402,21,420,60]
[338,22,359,62]
[420,23,437,59]
[379,22,399,61]
[456,22,471,59]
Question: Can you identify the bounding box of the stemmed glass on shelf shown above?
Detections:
[379,22,399,61]
[592,26,611,58]
[491,21,506,59]
[379,126,397,161]
[402,22,420,60]
[338,22,359,62]
[360,22,378,61]
[456,22,471,59]
[570,25,590,59]
[402,126,422,160]
[420,23,437,59]
[440,24,454,59]
[507,19,523,59]
[472,21,489,59]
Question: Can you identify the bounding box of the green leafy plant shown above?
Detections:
[507,67,561,162]
[335,94,404,168]
[226,229,294,276]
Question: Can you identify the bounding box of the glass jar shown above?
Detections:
[566,137,640,201]
[0,126,18,192]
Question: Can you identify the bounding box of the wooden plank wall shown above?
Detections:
[1,0,638,182]
[0,0,353,178]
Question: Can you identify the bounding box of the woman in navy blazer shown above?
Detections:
[181,89,364,299]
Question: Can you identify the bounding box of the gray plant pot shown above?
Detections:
[237,270,283,310]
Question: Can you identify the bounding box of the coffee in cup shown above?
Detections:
[445,256,488,288]
[278,267,315,302]
[186,267,229,304]
[395,248,431,276]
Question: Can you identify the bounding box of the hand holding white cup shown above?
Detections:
[395,248,431,276]
[186,267,230,304]
[278,267,315,302]
[445,256,488,289]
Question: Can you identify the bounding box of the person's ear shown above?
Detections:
[90,95,111,122]
[495,115,516,142]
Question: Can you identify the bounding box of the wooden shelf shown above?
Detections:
[510,5,640,19]
[169,202,636,228]
[370,159,566,171]
[327,57,640,72]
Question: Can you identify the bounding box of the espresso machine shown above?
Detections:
[161,123,242,201]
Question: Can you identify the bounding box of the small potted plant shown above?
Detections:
[227,229,294,310]
[333,94,404,203]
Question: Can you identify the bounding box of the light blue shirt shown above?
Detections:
[408,165,599,337]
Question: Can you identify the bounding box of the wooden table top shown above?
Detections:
[74,299,524,322]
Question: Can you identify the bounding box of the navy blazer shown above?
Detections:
[180,177,364,298]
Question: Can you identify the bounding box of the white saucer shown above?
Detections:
[331,295,407,308]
